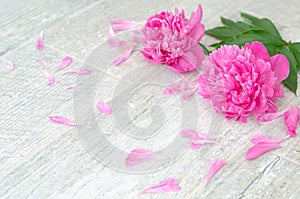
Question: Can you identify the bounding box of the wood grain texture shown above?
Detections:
[1,0,300,198]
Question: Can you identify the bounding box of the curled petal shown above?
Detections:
[57,56,72,70]
[140,178,181,194]
[126,148,164,167]
[4,59,14,71]
[96,101,112,115]
[112,46,133,66]
[35,31,44,51]
[256,110,286,122]
[246,143,281,160]
[204,159,226,185]
[49,116,77,126]
[249,134,285,144]
[63,68,91,75]
[284,105,299,137]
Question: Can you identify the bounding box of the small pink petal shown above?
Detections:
[35,31,44,51]
[108,26,120,47]
[4,59,14,71]
[96,101,112,115]
[43,71,57,86]
[63,68,91,75]
[284,105,299,138]
[256,110,286,122]
[125,148,163,167]
[249,134,285,144]
[49,116,77,126]
[204,159,226,185]
[180,129,217,150]
[112,46,133,66]
[110,19,138,31]
[64,84,76,90]
[40,57,49,69]
[57,56,72,70]
[246,143,281,160]
[140,178,181,194]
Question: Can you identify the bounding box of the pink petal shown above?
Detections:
[204,159,226,185]
[49,116,77,126]
[96,101,112,115]
[43,71,57,86]
[110,19,137,24]
[126,148,164,167]
[40,57,49,69]
[180,129,217,150]
[112,46,133,66]
[35,31,44,51]
[57,56,72,70]
[162,79,189,96]
[4,59,14,71]
[246,143,281,160]
[108,26,120,47]
[64,84,76,90]
[284,105,299,137]
[271,54,290,83]
[249,134,285,144]
[110,19,138,31]
[140,178,181,194]
[63,68,91,75]
[256,110,286,122]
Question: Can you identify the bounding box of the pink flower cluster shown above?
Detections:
[198,41,290,122]
[141,4,205,73]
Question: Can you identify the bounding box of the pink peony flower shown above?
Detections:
[198,41,290,122]
[140,4,205,73]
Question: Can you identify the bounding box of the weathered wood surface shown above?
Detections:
[1,0,300,198]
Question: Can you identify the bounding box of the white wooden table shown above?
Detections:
[1,0,300,198]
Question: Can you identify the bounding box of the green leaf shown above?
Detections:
[289,42,300,70]
[199,42,210,55]
[279,46,298,94]
[240,13,283,40]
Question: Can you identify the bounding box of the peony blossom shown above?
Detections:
[141,4,205,73]
[198,42,289,122]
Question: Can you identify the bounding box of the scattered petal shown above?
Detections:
[40,57,49,69]
[249,134,285,144]
[49,116,77,126]
[284,105,299,137]
[110,19,138,31]
[63,68,91,75]
[126,148,164,167]
[35,31,44,51]
[112,46,133,66]
[204,159,226,185]
[4,59,14,71]
[246,143,281,160]
[256,110,286,122]
[57,56,72,70]
[64,84,76,90]
[140,178,181,194]
[43,71,57,86]
[108,26,120,47]
[96,101,112,115]
[180,129,217,150]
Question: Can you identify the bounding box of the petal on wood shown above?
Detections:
[284,105,299,138]
[96,101,112,115]
[112,46,133,66]
[140,178,181,194]
[35,31,44,51]
[64,84,76,90]
[43,71,57,86]
[249,134,285,144]
[49,116,77,126]
[246,143,281,160]
[181,129,217,150]
[125,148,163,167]
[57,56,72,70]
[256,110,286,122]
[204,159,226,185]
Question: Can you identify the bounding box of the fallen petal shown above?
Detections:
[35,31,44,51]
[126,148,163,167]
[284,105,299,137]
[43,71,57,86]
[181,129,217,150]
[49,116,77,126]
[64,84,76,90]
[4,59,14,71]
[249,134,285,144]
[63,68,91,75]
[204,159,226,185]
[112,46,133,66]
[256,110,286,122]
[246,143,281,160]
[40,57,49,69]
[96,101,112,115]
[57,56,72,70]
[108,26,120,47]
[140,178,181,194]
[110,19,138,25]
